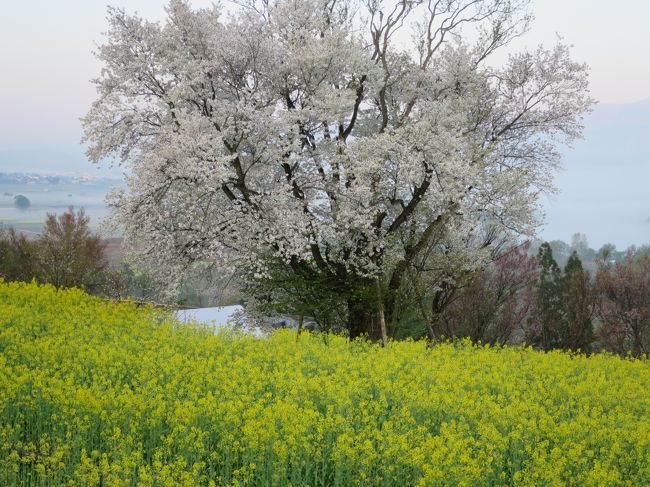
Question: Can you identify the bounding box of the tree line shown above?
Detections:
[1,209,108,292]
[426,241,649,357]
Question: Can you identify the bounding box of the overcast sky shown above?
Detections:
[1,0,648,151]
[0,0,648,247]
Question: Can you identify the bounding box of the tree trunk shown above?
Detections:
[376,278,388,347]
[296,312,304,339]
[347,296,383,341]
[631,322,643,357]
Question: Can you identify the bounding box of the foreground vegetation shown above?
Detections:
[1,282,649,486]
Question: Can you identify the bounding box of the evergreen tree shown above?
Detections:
[528,242,566,350]
[563,251,595,352]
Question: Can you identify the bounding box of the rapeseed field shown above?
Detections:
[1,281,648,486]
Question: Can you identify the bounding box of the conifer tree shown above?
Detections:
[528,242,566,350]
[563,251,594,352]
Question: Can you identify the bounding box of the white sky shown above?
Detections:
[501,0,650,104]
[1,0,648,149]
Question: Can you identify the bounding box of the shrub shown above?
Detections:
[433,243,537,345]
[0,227,36,281]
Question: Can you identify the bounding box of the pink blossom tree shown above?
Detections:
[595,251,650,357]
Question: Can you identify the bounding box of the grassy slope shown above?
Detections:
[1,281,648,486]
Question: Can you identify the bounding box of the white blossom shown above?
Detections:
[83,0,593,329]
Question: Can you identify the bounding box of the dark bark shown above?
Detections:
[347,293,383,341]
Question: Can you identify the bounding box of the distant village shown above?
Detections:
[0,172,120,185]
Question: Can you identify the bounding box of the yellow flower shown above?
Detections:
[0,281,648,486]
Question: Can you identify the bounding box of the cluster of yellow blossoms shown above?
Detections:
[1,281,648,486]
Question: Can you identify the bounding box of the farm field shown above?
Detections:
[1,281,649,486]
[0,182,112,235]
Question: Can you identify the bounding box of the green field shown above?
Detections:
[1,281,648,486]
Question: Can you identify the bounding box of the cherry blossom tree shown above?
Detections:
[83,0,593,338]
